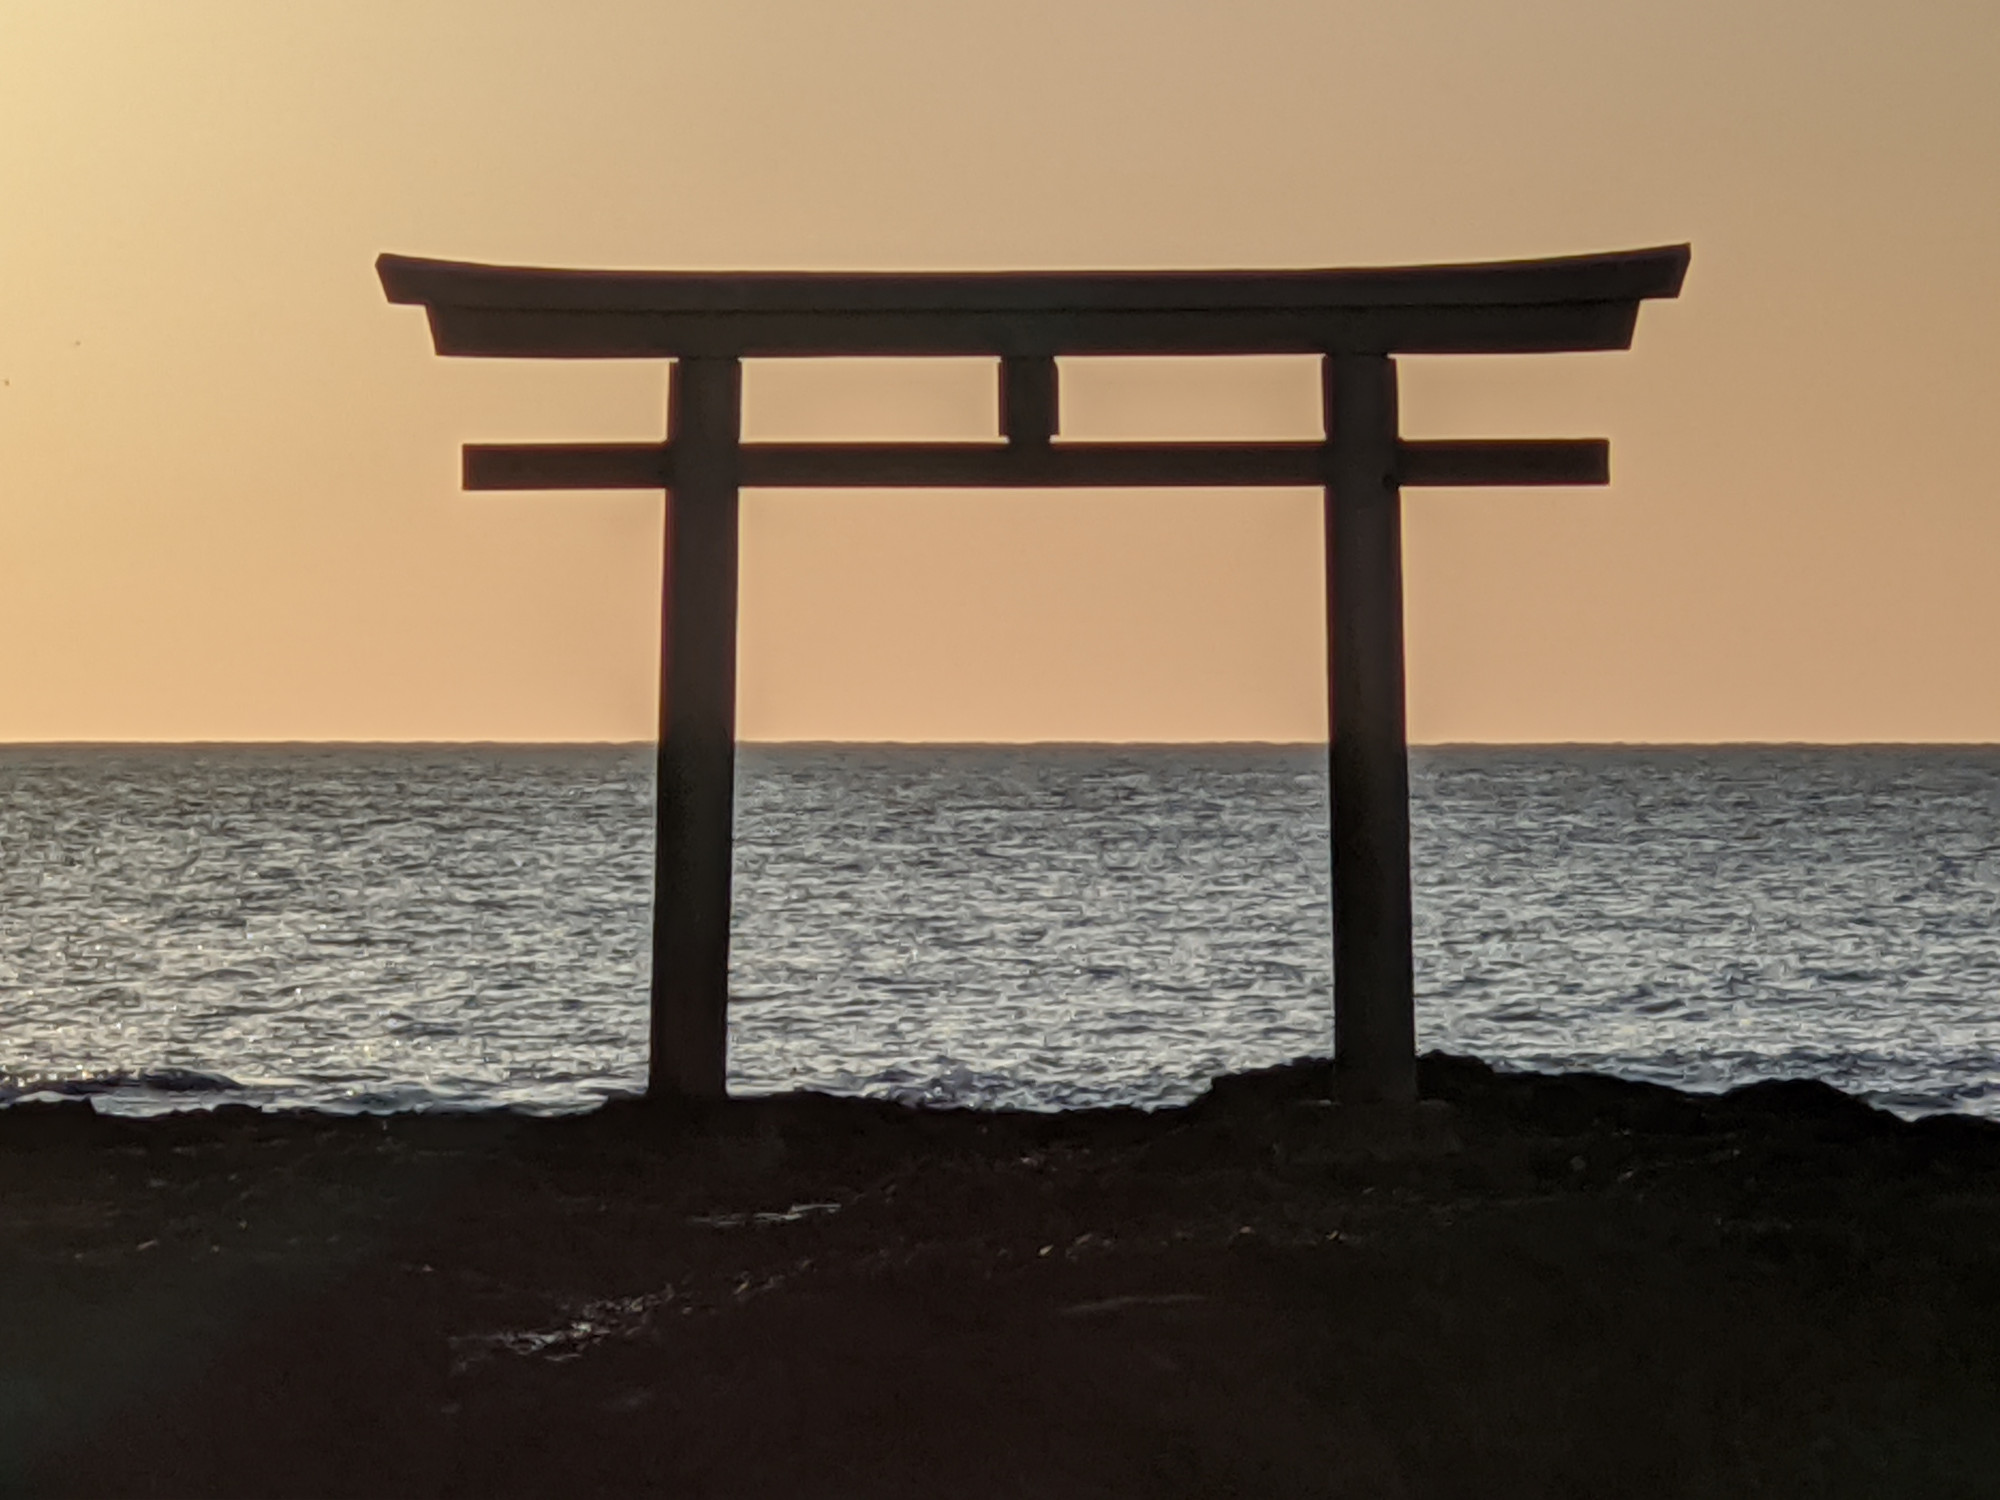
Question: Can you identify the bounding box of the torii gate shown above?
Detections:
[379,245,1688,1107]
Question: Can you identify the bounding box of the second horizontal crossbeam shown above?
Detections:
[462,439,1609,491]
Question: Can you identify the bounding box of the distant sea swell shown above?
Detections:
[0,744,1994,1119]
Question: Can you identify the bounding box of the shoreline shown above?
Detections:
[6,1054,1998,1497]
[6,1057,1990,1126]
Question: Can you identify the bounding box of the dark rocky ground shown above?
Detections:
[4,1055,1998,1499]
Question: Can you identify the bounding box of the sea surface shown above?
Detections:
[1,745,1996,1120]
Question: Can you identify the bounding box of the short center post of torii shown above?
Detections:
[380,246,1688,1108]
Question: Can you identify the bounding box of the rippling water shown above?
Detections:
[1,745,1995,1118]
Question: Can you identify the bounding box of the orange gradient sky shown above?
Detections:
[2,0,1997,743]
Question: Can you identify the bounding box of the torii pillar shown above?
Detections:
[379,244,1689,1106]
[653,356,743,1098]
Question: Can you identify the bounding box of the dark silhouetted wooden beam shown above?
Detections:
[380,245,1688,315]
[1400,438,1609,487]
[380,246,1688,359]
[650,357,742,1101]
[465,443,668,490]
[462,438,1610,491]
[1324,354,1416,1107]
[415,301,1645,360]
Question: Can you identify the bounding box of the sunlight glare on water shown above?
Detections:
[0,745,1995,1119]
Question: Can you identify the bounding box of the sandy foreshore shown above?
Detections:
[4,1055,1997,1498]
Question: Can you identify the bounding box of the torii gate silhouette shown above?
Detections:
[380,244,1688,1107]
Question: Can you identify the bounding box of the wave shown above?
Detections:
[0,1066,243,1104]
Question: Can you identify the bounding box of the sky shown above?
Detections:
[1,0,1996,744]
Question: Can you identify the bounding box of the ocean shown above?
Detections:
[1,744,1995,1119]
